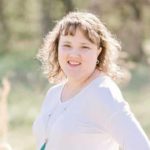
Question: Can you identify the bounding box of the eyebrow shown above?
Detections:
[80,42,90,45]
[61,40,71,44]
[60,39,91,46]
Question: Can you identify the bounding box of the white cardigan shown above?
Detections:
[32,75,150,150]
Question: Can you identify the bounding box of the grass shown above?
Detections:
[0,51,150,149]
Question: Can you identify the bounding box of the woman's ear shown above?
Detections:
[97,47,102,56]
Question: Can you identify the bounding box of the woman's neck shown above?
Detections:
[61,69,103,102]
[66,69,101,90]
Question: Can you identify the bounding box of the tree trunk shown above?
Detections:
[0,0,10,54]
[62,0,75,13]
[40,0,53,36]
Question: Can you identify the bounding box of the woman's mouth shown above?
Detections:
[67,60,81,67]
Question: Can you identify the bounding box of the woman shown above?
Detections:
[32,11,150,150]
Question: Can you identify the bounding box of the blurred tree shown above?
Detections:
[39,0,75,36]
[17,0,26,18]
[88,0,150,64]
[40,0,53,35]
[117,0,149,62]
[62,0,75,13]
[0,0,10,54]
[0,0,149,65]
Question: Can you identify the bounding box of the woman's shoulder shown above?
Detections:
[40,82,65,113]
[95,75,124,101]
[46,81,65,96]
[92,75,129,113]
[84,75,130,126]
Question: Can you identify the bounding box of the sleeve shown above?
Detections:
[40,87,53,114]
[32,86,56,148]
[32,87,52,134]
[40,83,63,114]
[99,83,150,150]
[105,106,150,150]
[32,86,55,134]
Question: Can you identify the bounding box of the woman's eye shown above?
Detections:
[81,46,90,49]
[63,44,71,48]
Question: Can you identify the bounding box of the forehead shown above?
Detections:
[58,15,101,46]
[59,28,92,43]
[60,25,99,45]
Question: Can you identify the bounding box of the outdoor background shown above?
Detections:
[0,0,150,149]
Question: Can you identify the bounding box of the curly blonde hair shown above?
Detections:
[37,11,122,83]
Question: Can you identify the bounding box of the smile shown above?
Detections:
[67,60,81,66]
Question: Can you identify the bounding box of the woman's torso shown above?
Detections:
[33,75,124,150]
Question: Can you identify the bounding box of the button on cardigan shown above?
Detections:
[32,75,150,150]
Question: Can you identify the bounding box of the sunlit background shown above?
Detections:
[0,0,150,149]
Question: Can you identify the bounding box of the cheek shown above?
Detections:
[58,49,69,71]
[83,52,97,64]
[58,49,66,62]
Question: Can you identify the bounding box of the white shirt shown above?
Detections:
[32,74,150,150]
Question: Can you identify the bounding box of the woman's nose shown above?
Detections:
[69,48,80,56]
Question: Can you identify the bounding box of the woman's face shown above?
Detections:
[58,28,101,82]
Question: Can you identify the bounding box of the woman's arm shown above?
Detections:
[105,106,150,150]
[96,78,150,150]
